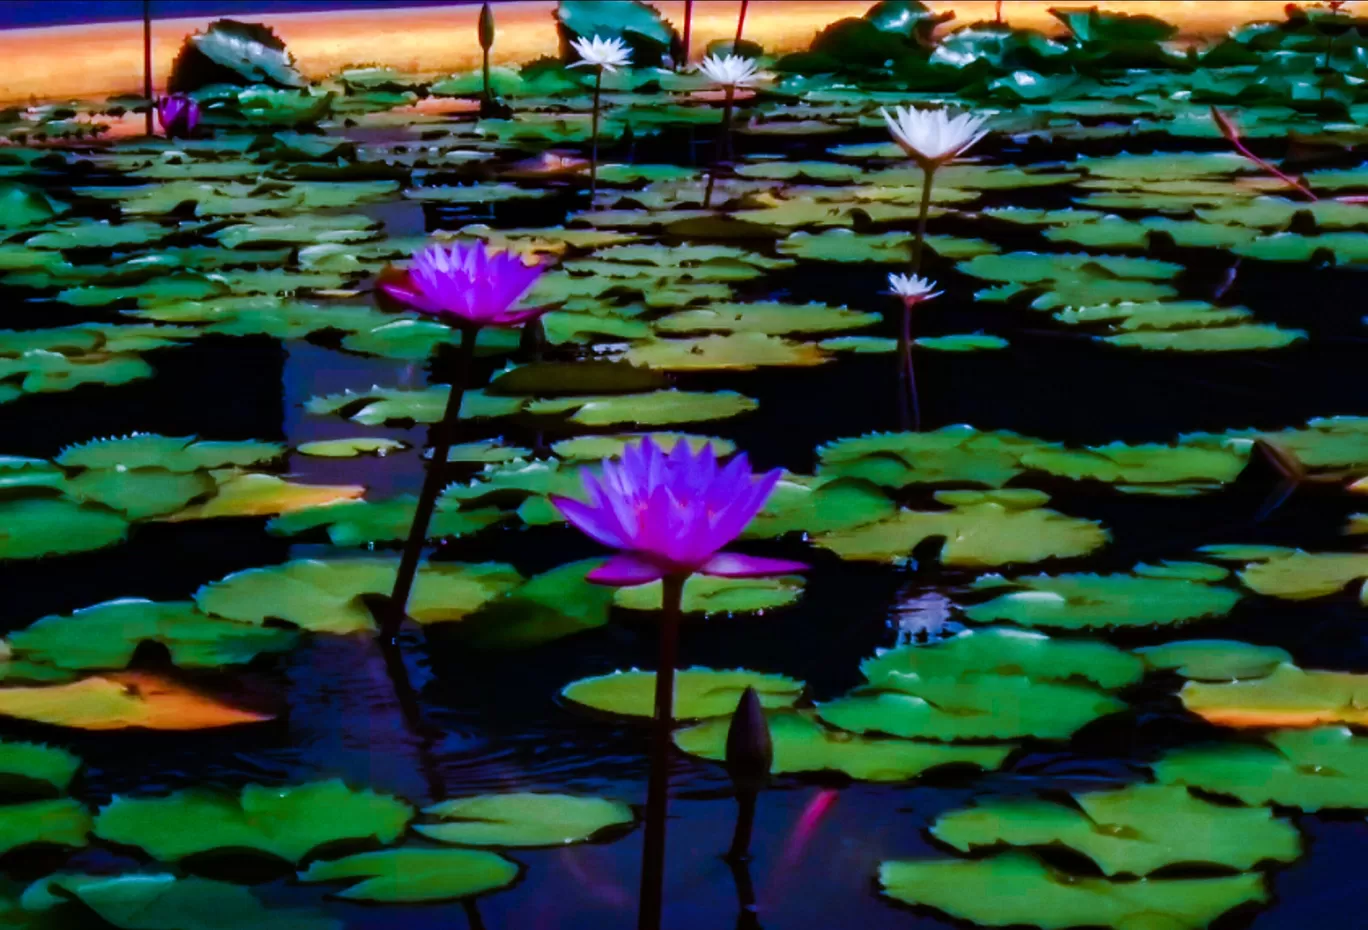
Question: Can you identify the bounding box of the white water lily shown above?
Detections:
[881,106,990,170]
[888,272,942,304]
[568,35,633,73]
[696,54,761,88]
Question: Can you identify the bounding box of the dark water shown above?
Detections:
[5,118,1368,930]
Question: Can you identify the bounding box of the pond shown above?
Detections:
[3,1,1368,928]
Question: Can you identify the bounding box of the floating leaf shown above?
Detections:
[743,476,896,538]
[1238,550,1368,599]
[417,793,633,847]
[163,474,365,521]
[620,333,830,371]
[450,559,614,651]
[0,799,90,854]
[94,780,411,864]
[195,559,522,634]
[65,468,217,520]
[0,741,81,796]
[295,438,406,458]
[613,574,805,615]
[22,872,339,930]
[879,852,1267,930]
[1180,663,1368,729]
[1157,726,1368,810]
[0,672,270,730]
[297,848,517,903]
[526,390,758,426]
[964,568,1241,630]
[915,334,1008,352]
[654,301,880,336]
[1137,640,1291,681]
[10,599,296,671]
[0,499,128,560]
[561,668,803,720]
[56,435,283,472]
[267,498,505,546]
[931,784,1299,876]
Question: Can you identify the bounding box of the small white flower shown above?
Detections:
[696,54,761,88]
[568,35,633,73]
[881,106,990,170]
[888,272,942,304]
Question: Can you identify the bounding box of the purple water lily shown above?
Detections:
[382,241,546,328]
[553,437,808,586]
[156,94,199,138]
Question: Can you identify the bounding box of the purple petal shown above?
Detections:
[699,552,809,578]
[587,554,669,587]
[551,495,629,549]
[381,280,437,314]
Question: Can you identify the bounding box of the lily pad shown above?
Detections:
[0,799,90,854]
[675,710,1013,782]
[561,668,804,720]
[879,852,1267,930]
[1137,640,1292,681]
[742,476,896,538]
[22,872,339,930]
[266,498,505,546]
[449,559,615,651]
[0,499,128,560]
[620,333,830,371]
[94,780,411,864]
[1180,662,1368,729]
[9,599,296,671]
[295,438,406,458]
[526,390,758,426]
[1156,726,1368,811]
[0,672,271,730]
[653,301,880,336]
[915,334,1008,352]
[194,558,522,634]
[0,741,81,796]
[297,848,517,903]
[417,793,633,847]
[963,568,1242,630]
[613,574,806,614]
[56,435,283,472]
[931,783,1299,876]
[1238,550,1368,599]
[164,474,364,521]
[65,468,217,520]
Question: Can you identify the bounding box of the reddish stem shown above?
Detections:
[1231,138,1317,201]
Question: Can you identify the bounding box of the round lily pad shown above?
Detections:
[1136,640,1291,681]
[297,848,517,903]
[56,435,284,472]
[94,780,412,864]
[915,334,1008,351]
[675,710,1012,782]
[964,569,1241,630]
[267,498,505,546]
[9,599,297,670]
[0,499,128,560]
[0,672,271,730]
[1180,662,1368,729]
[1156,726,1368,811]
[194,558,523,633]
[21,872,338,930]
[65,468,217,520]
[163,474,365,521]
[525,389,758,426]
[416,793,634,847]
[743,476,895,538]
[1237,551,1368,600]
[561,668,804,720]
[815,502,1109,567]
[931,783,1300,876]
[612,574,805,615]
[653,301,880,336]
[879,852,1267,930]
[0,740,81,796]
[620,333,829,371]
[0,799,90,854]
[296,438,407,458]
[450,559,615,651]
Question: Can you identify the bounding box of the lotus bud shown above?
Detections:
[1210,105,1240,144]
[479,2,495,51]
[725,687,773,787]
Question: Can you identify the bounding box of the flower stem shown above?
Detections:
[1230,138,1317,201]
[381,324,478,645]
[900,302,920,431]
[638,572,685,930]
[909,164,936,273]
[143,0,154,136]
[590,66,603,207]
[704,86,735,210]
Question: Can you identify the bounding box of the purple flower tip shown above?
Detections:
[553,437,804,586]
[382,240,547,329]
[157,94,200,138]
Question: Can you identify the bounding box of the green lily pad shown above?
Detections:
[817,427,1050,489]
[654,301,880,336]
[266,498,505,546]
[417,793,633,847]
[0,182,68,228]
[1157,726,1368,811]
[620,333,829,370]
[0,799,90,854]
[1076,151,1250,181]
[525,390,758,426]
[964,567,1241,630]
[915,334,1009,351]
[0,741,81,796]
[932,783,1299,876]
[1137,640,1292,681]
[487,360,666,396]
[65,468,217,520]
[0,350,154,397]
[56,435,283,472]
[675,710,1013,782]
[297,848,517,903]
[550,433,734,461]
[879,852,1267,930]
[818,336,898,354]
[307,386,525,426]
[1102,324,1307,352]
[1238,550,1368,599]
[22,872,340,930]
[1023,441,1248,485]
[561,668,804,720]
[863,628,1144,691]
[449,559,615,651]
[295,438,406,458]
[815,501,1109,567]
[194,558,522,633]
[1179,662,1368,729]
[958,252,1182,284]
[742,476,896,539]
[613,574,806,615]
[0,499,128,560]
[94,780,412,864]
[10,599,296,671]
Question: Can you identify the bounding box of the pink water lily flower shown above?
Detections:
[156,94,200,138]
[382,241,546,328]
[553,437,808,586]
